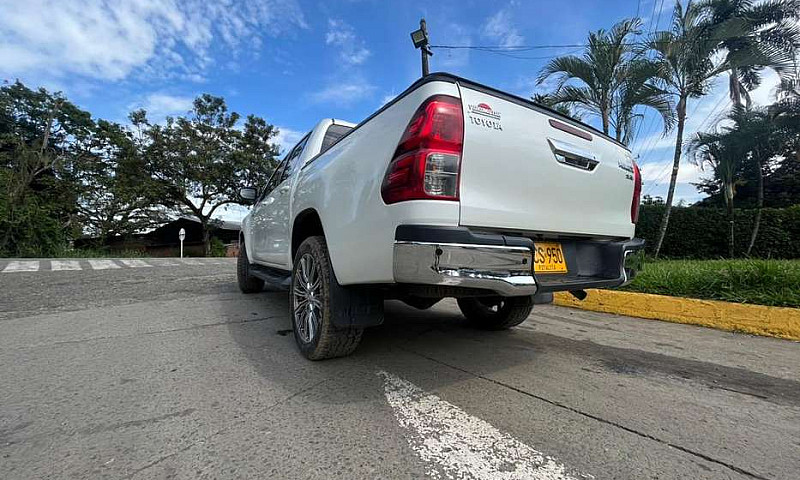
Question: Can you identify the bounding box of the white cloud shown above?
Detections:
[132,93,194,121]
[481,6,524,48]
[309,77,376,106]
[273,126,305,154]
[381,93,397,105]
[0,0,307,82]
[325,19,371,65]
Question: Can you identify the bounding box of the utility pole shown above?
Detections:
[420,19,430,76]
[410,18,433,77]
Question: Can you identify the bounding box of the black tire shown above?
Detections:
[457,296,534,330]
[237,241,264,293]
[290,236,363,360]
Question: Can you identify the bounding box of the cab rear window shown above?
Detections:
[321,124,353,152]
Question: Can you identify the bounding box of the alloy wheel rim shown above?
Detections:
[293,253,323,343]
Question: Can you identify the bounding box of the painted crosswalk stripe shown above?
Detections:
[379,371,583,480]
[2,261,40,273]
[50,260,82,271]
[150,259,180,266]
[88,259,121,270]
[119,259,152,268]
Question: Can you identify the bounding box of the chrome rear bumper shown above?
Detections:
[393,241,538,296]
[392,227,645,297]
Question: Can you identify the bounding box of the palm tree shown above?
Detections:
[613,59,676,144]
[771,75,800,159]
[727,107,777,255]
[700,0,800,108]
[648,0,737,258]
[537,18,674,143]
[688,129,743,257]
[532,93,585,121]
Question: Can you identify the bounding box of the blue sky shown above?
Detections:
[0,0,784,210]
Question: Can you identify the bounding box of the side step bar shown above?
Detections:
[250,264,291,290]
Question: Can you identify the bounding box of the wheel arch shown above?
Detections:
[291,208,326,262]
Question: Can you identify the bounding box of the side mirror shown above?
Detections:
[239,187,257,204]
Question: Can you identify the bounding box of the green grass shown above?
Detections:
[621,259,800,308]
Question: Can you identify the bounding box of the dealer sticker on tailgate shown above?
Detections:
[533,242,568,274]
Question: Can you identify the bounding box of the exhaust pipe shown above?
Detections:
[570,289,587,301]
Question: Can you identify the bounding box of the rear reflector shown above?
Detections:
[382,95,464,204]
[631,161,642,223]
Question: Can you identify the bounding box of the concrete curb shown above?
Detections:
[553,290,800,341]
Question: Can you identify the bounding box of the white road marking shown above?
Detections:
[50,260,81,271]
[157,260,181,266]
[88,260,121,270]
[2,261,40,273]
[379,371,585,480]
[179,259,204,265]
[119,259,152,268]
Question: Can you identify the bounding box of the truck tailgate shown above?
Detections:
[457,84,636,239]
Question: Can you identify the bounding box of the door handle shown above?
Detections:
[279,185,290,194]
[547,138,599,171]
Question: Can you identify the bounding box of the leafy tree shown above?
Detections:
[536,17,674,143]
[0,81,95,256]
[142,95,280,255]
[76,119,167,244]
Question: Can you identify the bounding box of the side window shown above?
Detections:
[259,158,288,201]
[281,134,310,182]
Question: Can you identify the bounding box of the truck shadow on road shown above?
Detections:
[222,290,800,410]
[222,292,547,404]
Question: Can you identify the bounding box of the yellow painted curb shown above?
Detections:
[553,290,800,341]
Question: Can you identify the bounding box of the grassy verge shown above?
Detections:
[621,259,800,308]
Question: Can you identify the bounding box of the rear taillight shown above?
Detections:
[381,95,463,204]
[631,161,642,223]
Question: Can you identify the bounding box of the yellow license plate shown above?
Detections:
[533,242,568,274]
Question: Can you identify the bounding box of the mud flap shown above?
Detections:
[329,278,385,328]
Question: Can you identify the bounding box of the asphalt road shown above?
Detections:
[1,258,798,480]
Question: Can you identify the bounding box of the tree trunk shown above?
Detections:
[724,183,735,258]
[746,158,764,256]
[653,95,687,258]
[602,107,610,135]
[201,220,211,257]
[729,71,742,108]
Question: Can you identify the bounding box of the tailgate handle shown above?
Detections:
[547,139,599,172]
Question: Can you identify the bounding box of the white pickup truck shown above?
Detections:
[238,73,644,360]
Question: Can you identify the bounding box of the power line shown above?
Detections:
[430,39,686,52]
[431,44,587,50]
[653,0,666,34]
[641,96,719,192]
[643,95,730,196]
[445,47,584,61]
[632,0,669,149]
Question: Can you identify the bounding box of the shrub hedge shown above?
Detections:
[636,205,800,259]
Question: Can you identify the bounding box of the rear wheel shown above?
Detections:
[290,236,363,360]
[237,241,264,293]
[457,295,533,330]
